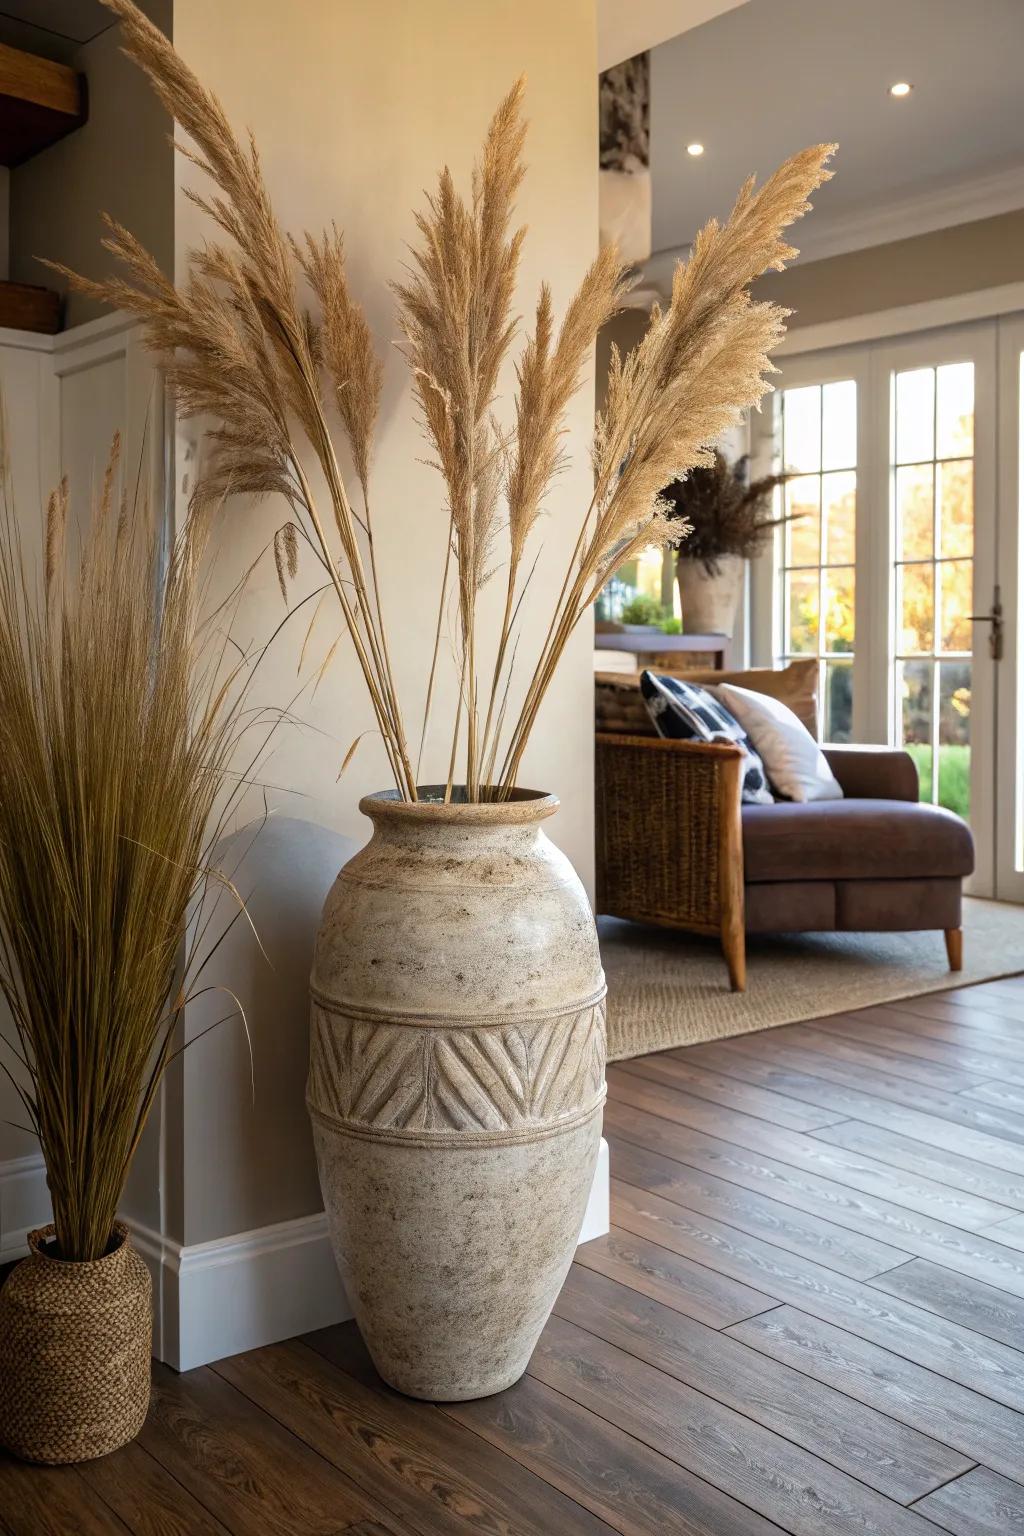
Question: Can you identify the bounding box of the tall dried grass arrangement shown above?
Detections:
[62,0,834,802]
[0,434,256,1262]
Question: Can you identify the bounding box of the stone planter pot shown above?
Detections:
[0,1221,151,1463]
[676,551,744,638]
[307,787,606,1401]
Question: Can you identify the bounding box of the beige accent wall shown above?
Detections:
[170,0,600,1246]
[8,0,173,328]
[756,209,1024,329]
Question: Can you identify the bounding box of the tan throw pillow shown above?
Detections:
[665,659,819,737]
[595,659,818,738]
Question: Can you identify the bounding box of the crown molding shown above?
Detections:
[775,281,1024,356]
[793,162,1024,267]
[640,163,1024,304]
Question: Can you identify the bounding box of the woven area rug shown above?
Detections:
[602,896,1024,1061]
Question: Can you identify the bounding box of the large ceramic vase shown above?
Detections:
[676,551,744,637]
[307,787,606,1401]
[0,1221,151,1463]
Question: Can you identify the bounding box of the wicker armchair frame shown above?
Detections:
[595,733,746,991]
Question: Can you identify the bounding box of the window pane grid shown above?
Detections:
[777,380,856,742]
[891,361,974,819]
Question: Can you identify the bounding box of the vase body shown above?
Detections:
[308,788,606,1401]
[0,1221,151,1463]
[676,552,744,638]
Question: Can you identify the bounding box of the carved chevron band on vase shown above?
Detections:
[307,997,606,1144]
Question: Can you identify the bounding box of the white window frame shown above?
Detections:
[749,322,998,896]
[749,343,875,743]
[996,315,1024,901]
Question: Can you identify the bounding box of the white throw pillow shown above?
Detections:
[709,682,844,803]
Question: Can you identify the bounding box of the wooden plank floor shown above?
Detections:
[5,977,1024,1534]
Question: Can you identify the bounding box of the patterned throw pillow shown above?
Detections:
[639,670,774,805]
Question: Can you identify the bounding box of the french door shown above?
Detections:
[996,317,1024,901]
[751,320,1006,898]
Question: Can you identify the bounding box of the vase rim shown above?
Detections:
[360,786,559,825]
[27,1219,130,1269]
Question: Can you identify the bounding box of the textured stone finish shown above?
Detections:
[308,788,606,1400]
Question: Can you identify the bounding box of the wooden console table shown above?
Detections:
[595,631,731,670]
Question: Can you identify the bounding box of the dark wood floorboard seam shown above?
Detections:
[549,1288,973,1505]
[429,1389,625,1533]
[211,1343,618,1536]
[725,1308,1024,1484]
[609,1177,1024,1411]
[604,1117,936,1268]
[605,1084,1024,1228]
[138,1362,381,1534]
[518,1342,812,1536]
[681,1056,1024,1173]
[79,1440,234,1536]
[806,1119,1024,1210]
[437,1369,795,1536]
[613,1056,853,1131]
[910,1465,1024,1534]
[669,1041,1024,1150]
[604,1115,1024,1305]
[528,1315,946,1535]
[608,1172,1024,1390]
[299,1327,621,1535]
[202,1358,389,1503]
[205,1357,414,1536]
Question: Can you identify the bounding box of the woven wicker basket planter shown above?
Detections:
[0,1220,152,1463]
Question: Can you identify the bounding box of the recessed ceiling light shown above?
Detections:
[687,142,705,157]
[889,81,913,97]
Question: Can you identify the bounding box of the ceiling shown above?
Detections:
[598,0,746,72]
[0,1,109,43]
[648,0,1024,275]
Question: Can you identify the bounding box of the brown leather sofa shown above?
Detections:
[594,676,975,992]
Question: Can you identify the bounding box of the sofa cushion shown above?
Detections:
[742,798,975,884]
[835,877,962,931]
[745,881,836,933]
[595,658,819,738]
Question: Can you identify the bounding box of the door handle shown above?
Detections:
[968,588,1004,661]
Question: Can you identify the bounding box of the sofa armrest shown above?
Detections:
[594,734,744,929]
[823,744,919,802]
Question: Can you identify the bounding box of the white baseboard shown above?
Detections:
[142,1134,610,1372]
[579,1135,610,1245]
[1,1136,611,1373]
[129,1211,349,1373]
[0,1153,49,1265]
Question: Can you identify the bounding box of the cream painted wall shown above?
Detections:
[171,0,600,1245]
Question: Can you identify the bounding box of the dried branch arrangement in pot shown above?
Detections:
[62,0,834,803]
[661,450,794,574]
